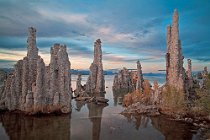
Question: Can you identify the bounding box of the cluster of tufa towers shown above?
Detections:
[0,9,204,114]
[0,27,105,114]
[0,27,72,114]
[112,9,196,98]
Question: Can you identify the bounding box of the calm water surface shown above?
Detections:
[0,75,203,140]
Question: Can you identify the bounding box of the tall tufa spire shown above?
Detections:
[165,9,185,91]
[93,39,102,64]
[136,60,144,93]
[86,39,105,94]
[27,27,38,60]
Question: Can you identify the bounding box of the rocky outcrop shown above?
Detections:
[203,66,208,76]
[112,67,135,92]
[86,39,105,94]
[186,59,194,96]
[121,102,160,116]
[165,9,185,92]
[112,61,143,93]
[0,70,7,85]
[34,57,46,113]
[49,44,72,113]
[186,59,193,87]
[136,60,144,93]
[0,27,72,114]
[74,74,88,97]
[75,74,82,97]
[195,66,209,89]
[0,70,7,107]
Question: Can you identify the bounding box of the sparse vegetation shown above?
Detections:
[193,73,210,115]
[153,80,159,91]
[123,79,153,107]
[143,80,151,94]
[123,73,210,121]
[161,86,187,114]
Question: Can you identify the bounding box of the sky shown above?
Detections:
[0,0,209,72]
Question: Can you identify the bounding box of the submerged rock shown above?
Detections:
[75,96,109,104]
[122,103,160,116]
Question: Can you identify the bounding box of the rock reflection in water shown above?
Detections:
[0,113,71,140]
[74,100,108,140]
[113,89,129,106]
[122,113,199,140]
[75,101,86,111]
[123,114,150,130]
[151,116,198,140]
[88,103,108,140]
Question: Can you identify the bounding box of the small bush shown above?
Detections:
[194,74,210,115]
[143,80,151,94]
[161,86,187,113]
[123,93,133,107]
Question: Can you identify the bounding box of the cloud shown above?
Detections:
[0,0,209,72]
[196,58,210,62]
[36,8,89,26]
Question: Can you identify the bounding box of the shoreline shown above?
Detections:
[121,102,210,129]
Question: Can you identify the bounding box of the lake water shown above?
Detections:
[0,75,203,140]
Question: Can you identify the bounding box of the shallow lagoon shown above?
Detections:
[0,75,203,140]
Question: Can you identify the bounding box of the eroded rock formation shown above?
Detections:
[49,44,72,113]
[112,67,135,92]
[75,74,82,97]
[0,70,7,85]
[86,39,105,94]
[165,9,185,92]
[136,60,144,93]
[113,61,143,93]
[165,10,203,100]
[0,27,72,114]
[74,74,87,97]
[203,66,208,76]
[186,59,193,89]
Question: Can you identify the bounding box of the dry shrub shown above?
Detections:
[143,80,151,94]
[161,86,187,113]
[193,73,210,115]
[123,79,155,107]
[153,80,159,91]
[123,93,133,107]
[132,90,142,103]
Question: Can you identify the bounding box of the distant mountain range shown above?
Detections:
[70,69,167,76]
[70,69,118,75]
[0,68,201,76]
